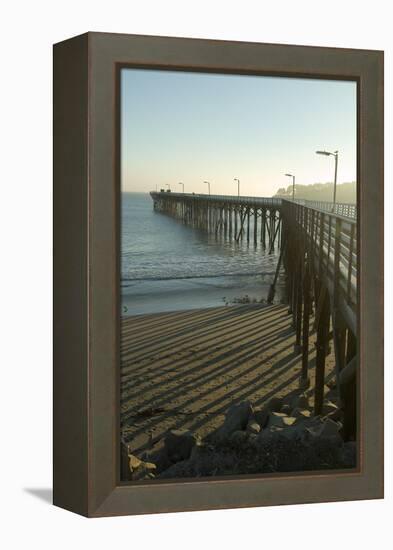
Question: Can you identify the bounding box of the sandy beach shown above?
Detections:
[121,303,335,454]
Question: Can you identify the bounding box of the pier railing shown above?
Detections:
[281,198,357,427]
[283,200,357,334]
[151,191,356,219]
[292,198,357,219]
[151,191,282,207]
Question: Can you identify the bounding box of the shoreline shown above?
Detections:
[121,273,285,316]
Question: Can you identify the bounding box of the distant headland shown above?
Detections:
[274,181,356,203]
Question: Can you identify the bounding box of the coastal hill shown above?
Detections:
[274,181,356,203]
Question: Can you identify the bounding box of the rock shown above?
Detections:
[279,425,305,441]
[307,414,323,426]
[319,418,342,438]
[291,408,312,420]
[282,391,309,411]
[268,415,343,448]
[270,425,285,432]
[247,420,261,434]
[128,453,157,481]
[216,401,253,439]
[322,401,342,421]
[266,397,283,412]
[129,453,142,471]
[267,412,297,429]
[141,441,172,473]
[190,441,206,461]
[281,404,292,415]
[296,418,345,464]
[230,430,249,445]
[257,426,281,444]
[340,441,357,467]
[141,462,156,472]
[322,400,339,415]
[257,423,299,444]
[325,409,342,423]
[254,408,269,428]
[292,393,309,410]
[248,433,259,445]
[158,459,192,479]
[164,429,198,462]
[278,415,317,441]
[305,418,343,445]
[158,426,355,479]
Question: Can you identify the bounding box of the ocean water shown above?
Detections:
[121,193,284,315]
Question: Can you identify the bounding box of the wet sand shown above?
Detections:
[121,272,284,316]
[120,304,335,453]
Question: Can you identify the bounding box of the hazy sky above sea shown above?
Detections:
[121,69,356,197]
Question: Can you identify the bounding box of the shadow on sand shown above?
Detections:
[120,304,336,454]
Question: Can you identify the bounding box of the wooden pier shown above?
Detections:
[151,192,283,252]
[150,191,358,439]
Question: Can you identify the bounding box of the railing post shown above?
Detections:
[347,223,355,303]
[334,217,342,304]
[327,215,332,266]
[318,212,325,282]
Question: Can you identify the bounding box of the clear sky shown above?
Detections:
[121,68,356,197]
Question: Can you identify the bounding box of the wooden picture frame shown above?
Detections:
[53,32,383,517]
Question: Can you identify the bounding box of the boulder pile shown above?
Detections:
[123,389,356,481]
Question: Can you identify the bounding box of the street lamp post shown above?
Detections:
[165,183,171,191]
[316,150,339,210]
[234,178,240,197]
[204,181,211,195]
[178,182,184,193]
[285,173,296,201]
